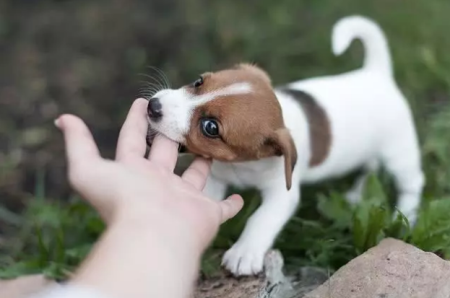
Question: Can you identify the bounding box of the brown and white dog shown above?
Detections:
[146,16,424,276]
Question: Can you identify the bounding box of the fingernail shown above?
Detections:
[54,117,61,129]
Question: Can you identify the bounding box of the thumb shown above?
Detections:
[218,194,244,224]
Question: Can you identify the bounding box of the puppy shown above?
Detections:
[146,15,424,276]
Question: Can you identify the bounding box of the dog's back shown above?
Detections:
[279,16,419,183]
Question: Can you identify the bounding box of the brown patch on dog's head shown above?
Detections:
[182,63,297,189]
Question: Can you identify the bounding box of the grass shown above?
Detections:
[1,103,450,280]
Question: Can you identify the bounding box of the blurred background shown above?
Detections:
[1,0,450,278]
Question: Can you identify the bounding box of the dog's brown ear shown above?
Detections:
[265,128,297,190]
[235,63,272,85]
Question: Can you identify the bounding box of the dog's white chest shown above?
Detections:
[210,158,285,189]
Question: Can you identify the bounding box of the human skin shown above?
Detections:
[54,98,244,298]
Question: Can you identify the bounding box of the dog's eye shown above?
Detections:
[193,76,204,88]
[200,118,219,138]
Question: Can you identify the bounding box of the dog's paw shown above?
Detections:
[222,243,266,276]
[396,195,419,226]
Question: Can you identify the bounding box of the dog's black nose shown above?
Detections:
[147,98,163,121]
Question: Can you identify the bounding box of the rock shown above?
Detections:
[194,251,285,298]
[194,273,265,298]
[304,238,450,298]
[194,251,328,298]
[287,267,329,298]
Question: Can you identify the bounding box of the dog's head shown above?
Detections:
[147,63,297,189]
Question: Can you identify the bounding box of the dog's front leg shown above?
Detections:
[203,174,227,201]
[222,183,300,276]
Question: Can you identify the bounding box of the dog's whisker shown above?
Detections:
[138,73,165,89]
[140,76,164,91]
[140,83,161,92]
[139,80,161,88]
[140,91,158,100]
[139,86,159,94]
[140,92,154,99]
[147,66,172,89]
[138,66,172,101]
[139,86,160,95]
[146,67,167,89]
[146,70,168,90]
[139,84,159,91]
[138,76,166,99]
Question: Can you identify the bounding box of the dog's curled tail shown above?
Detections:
[332,15,393,76]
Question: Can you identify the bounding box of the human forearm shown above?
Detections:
[71,216,202,298]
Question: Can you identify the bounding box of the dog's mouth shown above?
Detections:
[146,126,158,147]
[146,126,188,153]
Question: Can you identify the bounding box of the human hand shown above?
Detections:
[55,98,243,252]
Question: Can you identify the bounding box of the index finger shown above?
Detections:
[147,134,179,171]
[56,114,101,174]
[116,98,149,160]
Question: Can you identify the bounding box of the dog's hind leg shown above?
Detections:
[380,134,424,225]
[345,160,379,204]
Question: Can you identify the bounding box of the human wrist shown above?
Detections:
[112,205,207,257]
